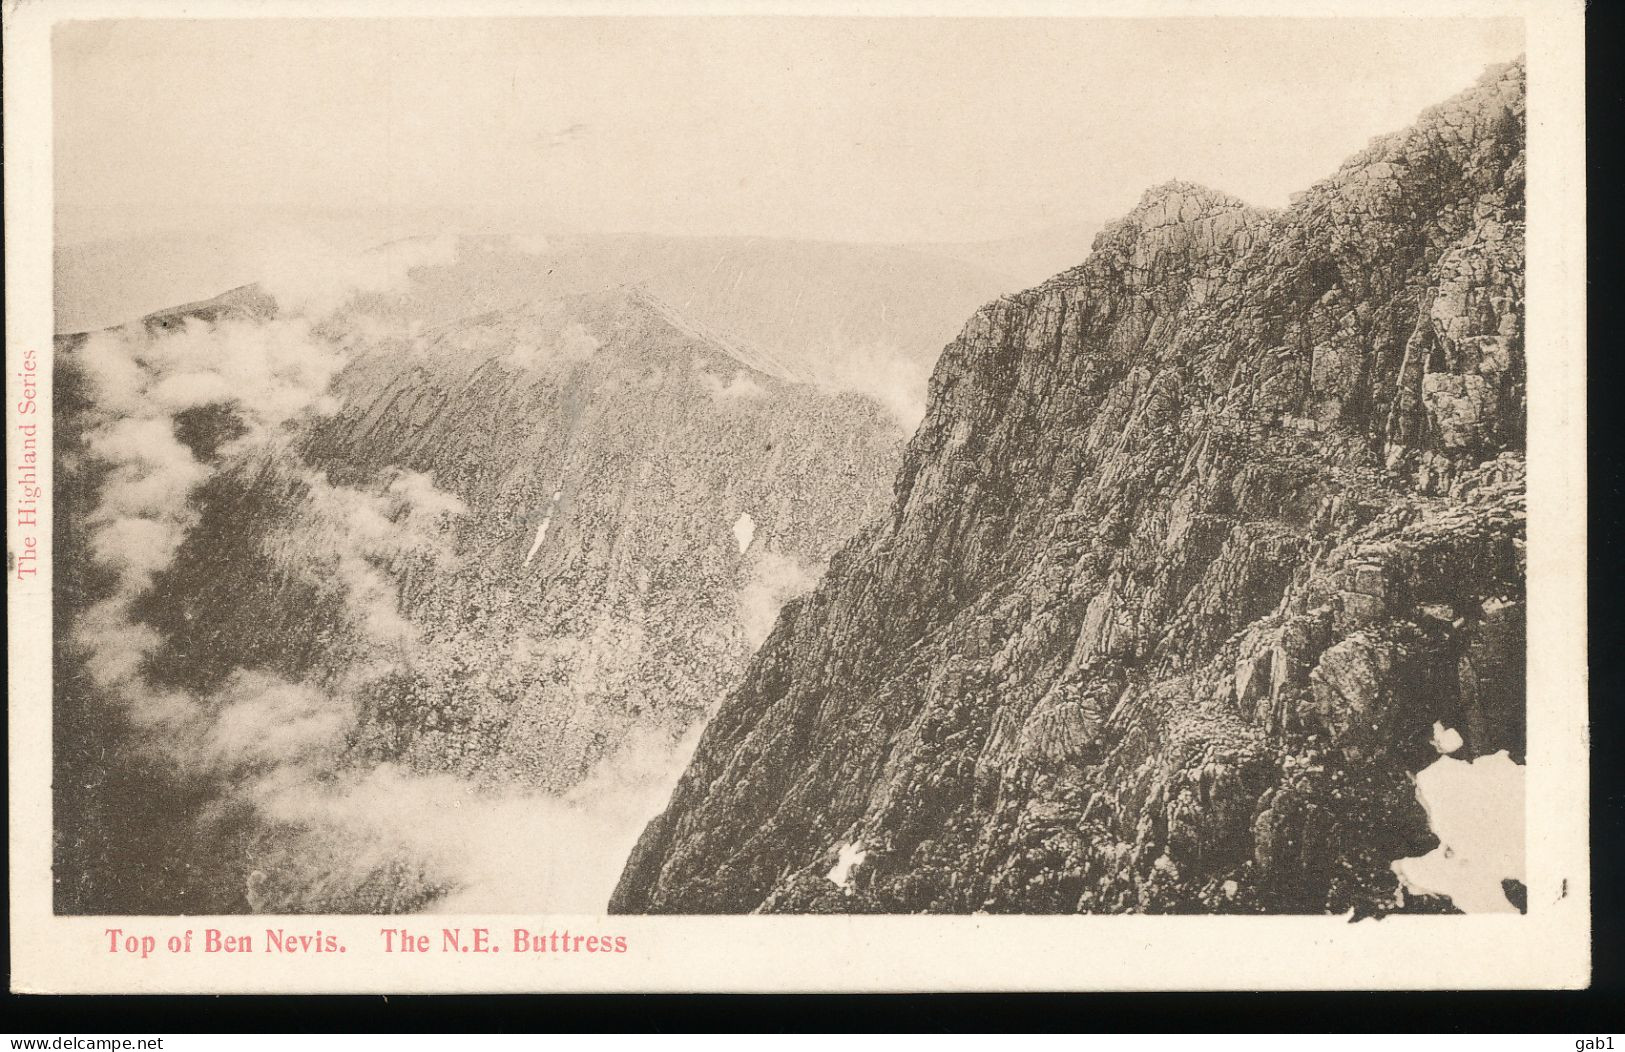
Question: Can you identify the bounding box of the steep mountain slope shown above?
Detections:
[53,274,905,913]
[612,60,1527,915]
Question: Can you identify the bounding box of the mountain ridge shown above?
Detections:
[51,263,908,914]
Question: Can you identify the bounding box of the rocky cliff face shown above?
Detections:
[611,60,1527,915]
[53,274,904,913]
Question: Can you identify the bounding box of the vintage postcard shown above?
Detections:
[5,0,1589,993]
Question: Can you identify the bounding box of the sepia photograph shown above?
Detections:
[5,0,1590,996]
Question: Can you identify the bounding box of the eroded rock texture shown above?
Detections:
[612,60,1526,916]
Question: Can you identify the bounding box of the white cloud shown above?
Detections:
[700,368,769,403]
[65,248,695,916]
[732,512,756,554]
[501,319,601,371]
[387,468,470,523]
[201,672,354,775]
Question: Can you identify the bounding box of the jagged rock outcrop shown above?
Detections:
[611,60,1526,915]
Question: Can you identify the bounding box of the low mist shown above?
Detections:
[64,237,711,913]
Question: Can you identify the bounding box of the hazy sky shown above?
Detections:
[55,17,1524,247]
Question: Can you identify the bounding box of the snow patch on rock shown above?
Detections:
[826,842,867,889]
[1431,720,1465,755]
[523,488,564,568]
[1392,735,1525,913]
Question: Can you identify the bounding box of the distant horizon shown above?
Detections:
[53,216,1110,332]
